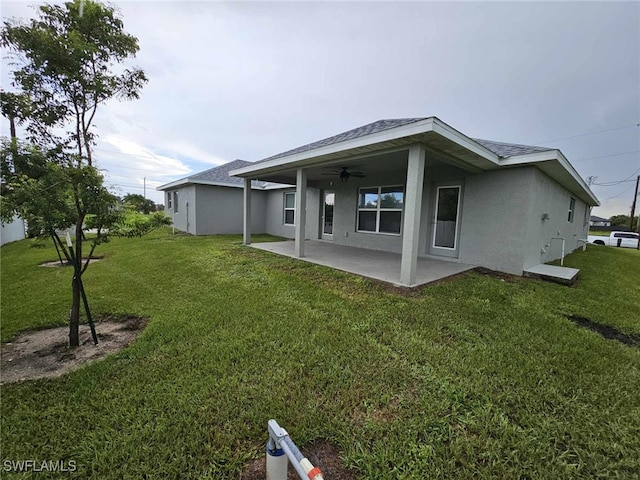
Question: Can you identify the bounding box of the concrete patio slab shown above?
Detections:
[524,264,580,285]
[251,240,475,287]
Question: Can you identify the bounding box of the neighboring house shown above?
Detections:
[589,215,611,227]
[230,117,599,286]
[157,159,293,235]
[1,215,26,246]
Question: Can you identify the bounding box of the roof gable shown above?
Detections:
[188,159,260,186]
[157,159,269,190]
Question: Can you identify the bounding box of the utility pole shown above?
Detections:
[635,175,640,250]
[630,175,639,232]
[143,177,146,199]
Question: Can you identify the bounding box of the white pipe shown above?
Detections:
[577,238,588,251]
[551,237,566,266]
[266,442,288,480]
[267,420,324,480]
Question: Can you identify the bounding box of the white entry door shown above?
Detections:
[321,191,335,240]
[429,184,462,258]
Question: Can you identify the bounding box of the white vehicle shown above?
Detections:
[588,231,639,248]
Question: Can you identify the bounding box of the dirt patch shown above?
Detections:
[473,267,522,283]
[240,440,357,480]
[1,315,148,384]
[40,256,104,267]
[567,315,640,348]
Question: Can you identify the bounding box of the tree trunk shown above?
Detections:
[69,275,81,347]
[68,223,84,347]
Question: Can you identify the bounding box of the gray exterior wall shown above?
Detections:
[163,185,196,234]
[1,216,26,246]
[265,187,320,239]
[457,167,590,275]
[458,168,535,275]
[195,186,267,235]
[163,184,268,235]
[522,169,590,269]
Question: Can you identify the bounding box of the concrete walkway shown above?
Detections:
[251,240,475,287]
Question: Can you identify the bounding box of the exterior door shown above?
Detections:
[321,191,335,240]
[429,184,462,258]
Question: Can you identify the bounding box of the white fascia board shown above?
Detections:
[230,118,437,177]
[156,178,189,190]
[501,150,600,205]
[431,118,501,165]
[156,178,264,191]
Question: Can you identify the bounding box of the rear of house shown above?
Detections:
[232,117,598,284]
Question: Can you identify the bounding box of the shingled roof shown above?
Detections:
[472,138,555,158]
[187,159,256,186]
[257,118,556,163]
[158,159,267,189]
[257,118,428,163]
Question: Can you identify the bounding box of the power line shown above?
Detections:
[573,150,640,162]
[535,122,640,145]
[606,183,636,200]
[592,167,640,186]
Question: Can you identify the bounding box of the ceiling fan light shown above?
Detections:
[340,170,349,183]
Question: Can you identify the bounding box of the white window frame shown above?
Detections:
[567,197,575,223]
[356,185,404,235]
[283,192,295,225]
[167,192,172,209]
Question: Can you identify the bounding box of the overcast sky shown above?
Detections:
[1,0,639,218]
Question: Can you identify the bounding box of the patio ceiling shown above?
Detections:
[246,137,492,185]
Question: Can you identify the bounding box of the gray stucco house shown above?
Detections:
[158,159,288,235]
[227,117,599,286]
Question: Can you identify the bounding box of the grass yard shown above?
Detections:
[1,231,639,479]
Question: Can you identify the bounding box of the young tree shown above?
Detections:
[123,193,157,213]
[1,0,147,346]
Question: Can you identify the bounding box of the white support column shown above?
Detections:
[243,178,252,245]
[400,144,426,286]
[295,168,307,257]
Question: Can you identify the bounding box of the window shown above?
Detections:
[173,191,178,213]
[357,186,403,234]
[167,192,172,209]
[284,192,295,225]
[567,197,575,223]
[613,232,638,239]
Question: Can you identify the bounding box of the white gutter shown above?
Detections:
[157,179,262,191]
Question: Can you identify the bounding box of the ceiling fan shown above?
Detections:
[322,166,366,183]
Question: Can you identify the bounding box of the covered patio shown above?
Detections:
[251,240,475,287]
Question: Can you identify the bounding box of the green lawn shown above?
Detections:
[1,231,639,479]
